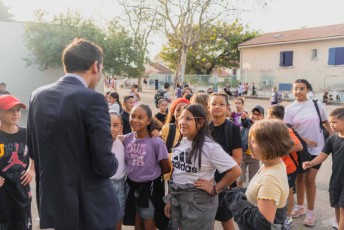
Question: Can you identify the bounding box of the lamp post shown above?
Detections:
[242,62,251,84]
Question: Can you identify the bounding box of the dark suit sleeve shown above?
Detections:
[86,93,118,177]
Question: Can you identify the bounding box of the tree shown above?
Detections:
[23,10,142,77]
[0,0,13,21]
[160,20,260,75]
[145,0,266,87]
[117,0,159,91]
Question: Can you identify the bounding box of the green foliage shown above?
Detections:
[160,20,260,75]
[0,1,13,21]
[23,10,143,77]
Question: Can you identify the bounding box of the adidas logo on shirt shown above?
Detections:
[172,148,198,173]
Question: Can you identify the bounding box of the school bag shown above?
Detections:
[165,123,176,153]
[286,123,311,169]
[274,91,283,103]
[154,89,167,108]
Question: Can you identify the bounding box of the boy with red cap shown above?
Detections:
[0,95,34,230]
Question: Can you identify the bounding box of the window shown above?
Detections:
[328,47,344,65]
[280,51,293,67]
[311,49,318,60]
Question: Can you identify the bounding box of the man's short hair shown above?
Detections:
[0,83,6,87]
[62,38,103,73]
[268,104,285,120]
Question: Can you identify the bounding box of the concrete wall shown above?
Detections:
[0,21,104,107]
[239,38,344,94]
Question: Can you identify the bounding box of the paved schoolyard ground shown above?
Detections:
[21,86,340,230]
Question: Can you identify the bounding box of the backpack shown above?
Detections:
[175,88,182,98]
[154,89,167,108]
[286,123,311,168]
[313,100,330,141]
[275,91,283,103]
[166,123,176,152]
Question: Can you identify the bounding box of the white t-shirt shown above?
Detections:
[238,85,244,94]
[110,137,126,180]
[171,137,237,184]
[284,99,328,155]
[109,102,120,113]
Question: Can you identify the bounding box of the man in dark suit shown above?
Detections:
[27,38,122,229]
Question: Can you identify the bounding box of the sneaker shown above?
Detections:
[291,205,306,218]
[284,216,293,229]
[303,211,316,227]
[332,220,338,229]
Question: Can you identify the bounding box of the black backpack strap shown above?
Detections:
[166,123,176,152]
[313,100,323,130]
[224,119,234,155]
[289,153,299,166]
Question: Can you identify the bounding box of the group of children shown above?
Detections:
[2,79,344,230]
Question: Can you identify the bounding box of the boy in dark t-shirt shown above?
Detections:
[303,108,344,229]
[0,95,34,230]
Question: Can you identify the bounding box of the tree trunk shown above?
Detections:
[137,75,143,92]
[179,46,188,85]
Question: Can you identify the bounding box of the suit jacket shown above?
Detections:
[27,76,122,230]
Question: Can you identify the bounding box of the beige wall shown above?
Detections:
[0,21,104,106]
[240,38,344,94]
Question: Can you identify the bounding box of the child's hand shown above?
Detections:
[164,201,171,218]
[150,129,160,137]
[194,178,214,195]
[21,169,34,186]
[0,176,5,187]
[304,138,318,148]
[303,161,312,170]
[241,112,248,119]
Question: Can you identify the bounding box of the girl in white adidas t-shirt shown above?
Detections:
[164,104,241,229]
[284,79,332,227]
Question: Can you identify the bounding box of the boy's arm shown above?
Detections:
[21,159,35,185]
[303,152,328,169]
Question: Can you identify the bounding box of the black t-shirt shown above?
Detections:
[322,134,344,189]
[155,112,167,124]
[210,121,242,183]
[121,110,131,135]
[0,127,31,210]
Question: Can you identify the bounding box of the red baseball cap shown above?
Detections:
[0,95,26,110]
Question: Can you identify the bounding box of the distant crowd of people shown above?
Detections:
[1,38,344,230]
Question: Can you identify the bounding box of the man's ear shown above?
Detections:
[90,61,99,73]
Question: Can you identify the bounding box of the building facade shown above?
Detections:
[239,24,344,100]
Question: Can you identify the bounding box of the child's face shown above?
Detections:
[209,95,228,118]
[124,98,135,111]
[110,115,123,140]
[329,116,344,133]
[234,99,243,111]
[266,110,274,120]
[249,136,263,160]
[130,86,136,92]
[0,105,21,126]
[174,102,188,122]
[159,101,168,113]
[293,82,308,102]
[129,106,151,133]
[108,96,116,104]
[179,109,202,140]
[250,109,264,123]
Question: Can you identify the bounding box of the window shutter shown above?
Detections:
[335,47,344,65]
[285,51,293,66]
[279,52,284,66]
[328,48,336,65]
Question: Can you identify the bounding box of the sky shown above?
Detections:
[3,0,344,58]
